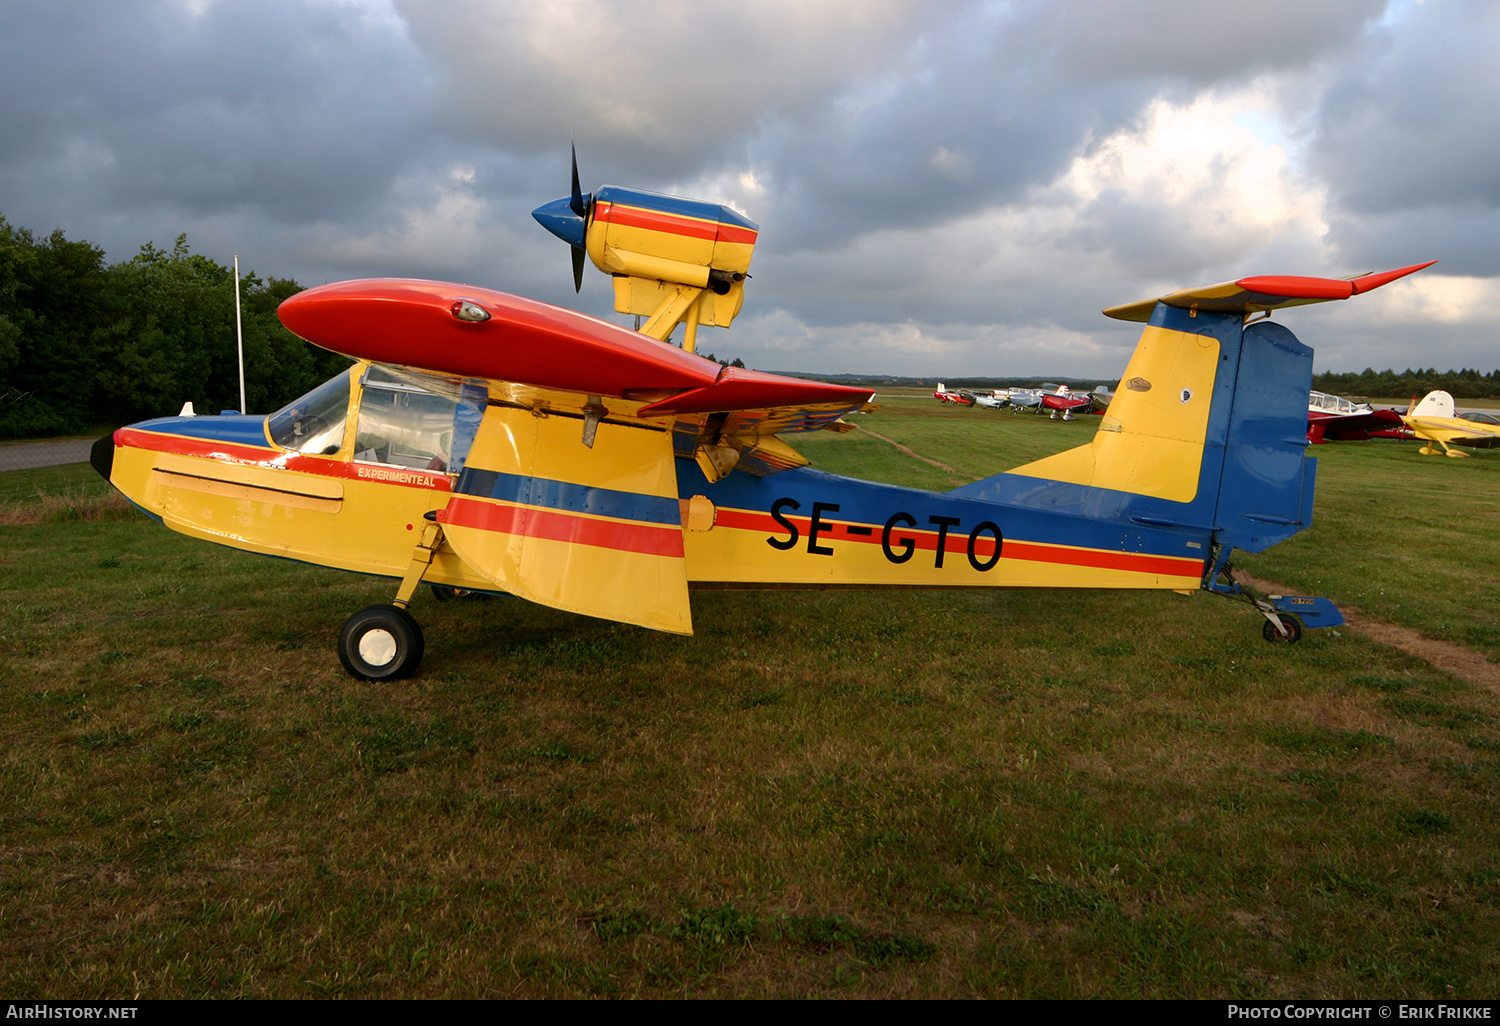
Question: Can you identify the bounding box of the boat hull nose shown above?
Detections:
[90,431,117,482]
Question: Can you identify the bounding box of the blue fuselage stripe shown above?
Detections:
[129,414,272,448]
[596,186,759,230]
[455,468,680,525]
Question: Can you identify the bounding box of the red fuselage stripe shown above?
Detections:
[443,496,685,558]
[713,508,1200,577]
[115,428,451,491]
[595,203,759,246]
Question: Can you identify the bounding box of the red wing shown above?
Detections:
[278,279,875,484]
[279,278,872,420]
[1312,409,1411,441]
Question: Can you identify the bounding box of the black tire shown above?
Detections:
[1262,614,1303,644]
[339,604,424,680]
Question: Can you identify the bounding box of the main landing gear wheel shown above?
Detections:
[1262,615,1303,644]
[339,604,425,680]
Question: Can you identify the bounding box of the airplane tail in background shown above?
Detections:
[1410,390,1455,418]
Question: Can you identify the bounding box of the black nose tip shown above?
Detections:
[90,431,117,482]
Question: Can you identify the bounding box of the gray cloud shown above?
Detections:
[0,0,435,235]
[1047,0,1385,85]
[0,0,1493,379]
[1308,0,1500,275]
[394,1,954,172]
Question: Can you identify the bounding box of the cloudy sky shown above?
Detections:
[2,0,1495,379]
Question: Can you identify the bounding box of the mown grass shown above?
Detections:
[2,409,1498,998]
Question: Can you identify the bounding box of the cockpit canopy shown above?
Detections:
[266,364,477,474]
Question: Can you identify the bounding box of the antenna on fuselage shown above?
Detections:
[233,255,246,415]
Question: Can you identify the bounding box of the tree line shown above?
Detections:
[1312,367,1500,401]
[0,215,350,440]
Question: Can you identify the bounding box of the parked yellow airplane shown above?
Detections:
[1402,390,1500,455]
[89,151,1435,679]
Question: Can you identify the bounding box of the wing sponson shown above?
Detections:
[436,402,693,634]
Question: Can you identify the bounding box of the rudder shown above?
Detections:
[1211,319,1315,553]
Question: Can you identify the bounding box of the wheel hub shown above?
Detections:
[358,628,398,666]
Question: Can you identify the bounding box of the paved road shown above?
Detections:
[0,439,97,472]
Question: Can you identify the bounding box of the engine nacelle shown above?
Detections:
[585,186,757,328]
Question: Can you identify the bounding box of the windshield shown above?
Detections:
[267,372,351,454]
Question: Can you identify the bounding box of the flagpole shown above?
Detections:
[234,255,246,414]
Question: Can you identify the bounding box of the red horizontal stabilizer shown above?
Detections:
[1238,261,1437,300]
[635,366,874,416]
[1234,275,1354,300]
[1349,260,1439,295]
[278,279,720,398]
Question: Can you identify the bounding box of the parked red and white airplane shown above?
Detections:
[1305,390,1411,443]
[933,383,974,405]
[1040,384,1093,421]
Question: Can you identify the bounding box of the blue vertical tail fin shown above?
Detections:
[951,264,1434,561]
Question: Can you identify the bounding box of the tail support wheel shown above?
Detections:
[1262,614,1303,644]
[339,603,425,680]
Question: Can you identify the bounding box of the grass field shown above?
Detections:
[2,407,1499,999]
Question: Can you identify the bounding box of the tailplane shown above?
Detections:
[952,263,1435,637]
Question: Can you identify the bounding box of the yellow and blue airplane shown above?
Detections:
[89,156,1435,679]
